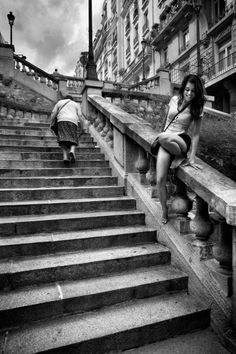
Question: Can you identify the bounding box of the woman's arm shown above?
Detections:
[186,118,202,167]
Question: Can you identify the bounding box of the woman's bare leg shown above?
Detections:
[159,133,187,157]
[69,144,76,162]
[156,147,172,223]
[60,144,69,161]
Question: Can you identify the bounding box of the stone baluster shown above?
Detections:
[27,68,34,77]
[21,62,27,73]
[94,111,101,129]
[135,148,149,185]
[96,114,105,133]
[190,196,213,241]
[15,59,20,71]
[40,76,46,84]
[147,155,157,198]
[206,212,233,297]
[171,178,193,233]
[104,120,113,147]
[101,118,109,138]
[212,212,232,271]
[0,105,7,118]
[7,108,15,119]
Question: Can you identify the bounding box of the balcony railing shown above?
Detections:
[209,0,235,28]
[142,0,149,10]
[126,46,131,56]
[203,51,236,81]
[133,36,139,47]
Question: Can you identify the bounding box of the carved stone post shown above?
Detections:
[190,196,213,241]
[135,148,149,185]
[208,212,233,297]
[171,178,192,233]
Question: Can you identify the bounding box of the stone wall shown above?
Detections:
[0,74,55,113]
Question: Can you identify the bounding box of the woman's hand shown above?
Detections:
[181,158,202,170]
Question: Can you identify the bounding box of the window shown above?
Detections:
[183,28,189,49]
[163,48,168,65]
[219,44,232,71]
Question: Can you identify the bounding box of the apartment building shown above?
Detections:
[93,0,158,83]
[93,0,236,113]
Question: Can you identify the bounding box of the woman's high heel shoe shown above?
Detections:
[69,152,76,163]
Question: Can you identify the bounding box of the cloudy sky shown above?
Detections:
[1,0,103,76]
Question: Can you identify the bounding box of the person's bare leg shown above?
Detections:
[60,144,69,163]
[156,147,172,224]
[69,144,76,162]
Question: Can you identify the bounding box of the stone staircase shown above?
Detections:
[0,112,210,353]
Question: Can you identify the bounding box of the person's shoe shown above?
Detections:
[69,152,76,163]
[161,217,169,224]
[63,158,70,166]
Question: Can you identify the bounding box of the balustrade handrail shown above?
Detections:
[13,54,59,83]
[87,94,236,223]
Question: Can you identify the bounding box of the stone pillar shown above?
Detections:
[0,44,14,80]
[81,80,103,128]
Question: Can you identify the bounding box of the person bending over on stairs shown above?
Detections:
[50,95,82,165]
[155,74,205,224]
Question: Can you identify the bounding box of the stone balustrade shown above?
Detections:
[14,54,59,90]
[85,93,236,331]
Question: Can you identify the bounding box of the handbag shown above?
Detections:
[150,102,190,155]
[50,100,70,135]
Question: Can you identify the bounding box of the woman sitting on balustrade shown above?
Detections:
[154,74,206,224]
[50,95,82,165]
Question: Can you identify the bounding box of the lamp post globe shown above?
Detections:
[7,11,15,46]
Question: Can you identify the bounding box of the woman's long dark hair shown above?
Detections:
[178,74,206,120]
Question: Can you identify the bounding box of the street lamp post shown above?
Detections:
[86,0,98,80]
[7,11,15,46]
[141,37,147,81]
[192,1,202,76]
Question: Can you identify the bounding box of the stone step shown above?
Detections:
[0,243,170,289]
[0,159,109,169]
[0,166,112,177]
[0,185,124,202]
[0,265,188,328]
[0,175,117,188]
[0,145,100,153]
[0,133,93,142]
[0,210,145,236]
[0,292,210,354]
[0,196,135,216]
[0,139,96,147]
[0,225,156,258]
[0,151,104,160]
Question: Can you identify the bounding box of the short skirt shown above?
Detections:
[57,121,79,147]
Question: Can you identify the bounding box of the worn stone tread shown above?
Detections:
[0,293,210,354]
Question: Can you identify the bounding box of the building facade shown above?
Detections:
[93,0,236,113]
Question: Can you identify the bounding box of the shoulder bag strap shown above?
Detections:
[57,100,70,115]
[163,102,190,132]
